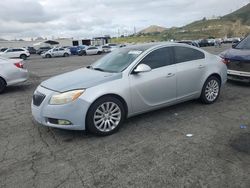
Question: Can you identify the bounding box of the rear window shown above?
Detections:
[174,46,205,63]
[235,35,250,50]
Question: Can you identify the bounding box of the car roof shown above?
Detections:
[121,42,199,52]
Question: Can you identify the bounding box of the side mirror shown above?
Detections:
[133,64,152,74]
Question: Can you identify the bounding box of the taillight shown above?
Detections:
[221,58,230,65]
[14,62,24,69]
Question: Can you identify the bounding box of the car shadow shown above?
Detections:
[42,99,199,141]
[227,80,250,87]
[2,83,34,94]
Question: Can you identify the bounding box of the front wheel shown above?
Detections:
[86,96,125,136]
[64,53,69,57]
[45,54,51,58]
[20,54,27,60]
[0,78,6,94]
[200,76,221,104]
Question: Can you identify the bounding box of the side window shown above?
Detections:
[6,49,13,52]
[59,48,64,51]
[174,46,205,63]
[139,47,174,69]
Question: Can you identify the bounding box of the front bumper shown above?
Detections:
[31,86,91,130]
[227,70,250,82]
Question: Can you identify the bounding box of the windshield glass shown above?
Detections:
[235,35,250,50]
[91,48,143,73]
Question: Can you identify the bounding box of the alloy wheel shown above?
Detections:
[93,102,121,132]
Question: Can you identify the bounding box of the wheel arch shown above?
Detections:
[206,73,222,85]
[0,76,7,86]
[87,93,128,117]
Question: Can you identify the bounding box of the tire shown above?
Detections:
[45,54,51,58]
[20,54,27,60]
[86,96,125,136]
[97,51,102,55]
[64,53,69,57]
[200,76,221,104]
[0,78,6,94]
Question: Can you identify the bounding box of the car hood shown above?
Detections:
[41,68,122,92]
[221,48,250,61]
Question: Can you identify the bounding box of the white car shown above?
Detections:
[78,46,102,56]
[0,48,30,60]
[0,56,28,93]
[41,48,71,58]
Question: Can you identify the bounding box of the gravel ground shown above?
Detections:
[0,44,249,188]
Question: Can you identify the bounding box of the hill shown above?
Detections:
[138,25,167,34]
[113,3,250,43]
[222,3,250,25]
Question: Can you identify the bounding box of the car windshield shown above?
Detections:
[235,35,250,50]
[91,48,143,73]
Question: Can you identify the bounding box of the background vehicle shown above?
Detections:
[26,47,37,54]
[36,47,52,55]
[177,40,200,47]
[220,35,250,82]
[78,46,102,56]
[41,47,71,58]
[0,56,28,93]
[0,48,8,52]
[198,39,210,47]
[32,43,227,136]
[102,45,112,53]
[68,46,79,55]
[0,48,30,60]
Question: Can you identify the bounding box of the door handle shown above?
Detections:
[198,65,205,69]
[166,73,175,78]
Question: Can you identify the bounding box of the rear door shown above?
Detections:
[129,47,176,113]
[174,46,206,100]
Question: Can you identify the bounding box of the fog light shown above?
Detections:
[58,120,72,125]
[47,118,72,125]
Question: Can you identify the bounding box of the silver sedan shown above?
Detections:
[0,57,28,93]
[32,43,227,136]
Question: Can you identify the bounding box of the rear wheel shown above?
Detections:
[86,96,125,136]
[200,76,221,104]
[0,78,6,94]
[45,54,51,58]
[20,54,27,60]
[64,53,69,57]
[97,51,102,55]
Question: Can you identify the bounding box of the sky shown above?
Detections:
[0,0,249,40]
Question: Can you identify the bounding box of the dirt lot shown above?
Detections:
[0,44,249,188]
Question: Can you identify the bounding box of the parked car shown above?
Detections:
[220,35,250,83]
[26,47,37,54]
[198,39,210,47]
[0,56,28,93]
[0,48,8,52]
[0,48,30,60]
[177,40,200,47]
[41,48,71,58]
[78,46,102,56]
[32,43,227,136]
[68,46,79,55]
[36,47,52,55]
[102,45,112,53]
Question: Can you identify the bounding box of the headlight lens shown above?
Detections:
[49,89,85,105]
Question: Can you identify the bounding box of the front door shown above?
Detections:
[129,47,177,114]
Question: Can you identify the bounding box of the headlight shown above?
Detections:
[49,89,85,105]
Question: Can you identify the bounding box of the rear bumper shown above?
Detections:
[227,70,250,82]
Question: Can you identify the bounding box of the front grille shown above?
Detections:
[227,60,250,72]
[33,92,46,106]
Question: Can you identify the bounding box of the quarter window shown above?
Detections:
[174,46,205,63]
[139,47,174,69]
